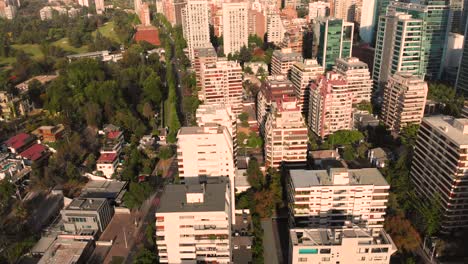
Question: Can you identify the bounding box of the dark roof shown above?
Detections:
[19,144,48,161]
[5,133,34,150]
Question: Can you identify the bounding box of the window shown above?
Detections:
[322,257,330,261]
[299,248,318,254]
[298,258,307,262]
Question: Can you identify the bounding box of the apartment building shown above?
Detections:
[267,10,285,45]
[248,9,266,39]
[222,2,248,55]
[182,0,210,60]
[381,72,427,132]
[410,116,468,233]
[155,177,232,263]
[279,18,308,54]
[193,46,217,95]
[289,59,324,116]
[271,48,303,76]
[139,3,151,26]
[308,72,353,138]
[264,97,308,168]
[334,57,372,104]
[289,228,397,264]
[286,168,390,230]
[256,75,296,131]
[200,60,243,114]
[309,1,329,20]
[372,10,424,92]
[61,198,114,236]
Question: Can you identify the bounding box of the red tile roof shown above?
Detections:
[97,153,118,163]
[107,131,122,140]
[134,26,161,46]
[4,133,34,150]
[19,144,48,161]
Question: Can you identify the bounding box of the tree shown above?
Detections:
[133,248,158,264]
[158,146,174,160]
[400,124,419,147]
[239,45,252,64]
[239,112,249,127]
[248,34,263,47]
[247,132,262,148]
[0,179,14,211]
[324,130,364,147]
[123,182,152,209]
[428,83,465,117]
[243,66,253,75]
[247,158,264,190]
[355,101,373,114]
[385,214,421,252]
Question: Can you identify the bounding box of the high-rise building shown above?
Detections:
[248,9,266,39]
[289,59,324,116]
[193,46,217,97]
[334,57,372,104]
[332,0,355,22]
[372,10,424,92]
[287,168,390,230]
[308,1,329,20]
[257,75,296,130]
[95,0,104,14]
[182,0,211,60]
[381,72,427,132]
[222,2,248,56]
[264,97,308,168]
[155,177,233,263]
[380,1,450,80]
[308,72,353,138]
[314,18,354,70]
[449,0,465,33]
[279,18,308,54]
[359,0,378,43]
[267,10,285,44]
[271,48,303,76]
[139,3,151,26]
[456,24,468,95]
[200,60,243,114]
[410,116,468,233]
[289,228,397,264]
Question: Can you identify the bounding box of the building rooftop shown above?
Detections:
[178,126,224,135]
[65,198,107,211]
[106,131,123,140]
[423,116,468,145]
[15,75,58,93]
[19,144,48,161]
[97,153,118,163]
[134,25,161,46]
[194,46,217,57]
[290,228,395,247]
[158,177,228,213]
[370,148,390,160]
[4,133,34,150]
[289,168,389,188]
[273,48,302,61]
[335,57,368,69]
[38,238,91,264]
[80,180,128,201]
[310,150,340,160]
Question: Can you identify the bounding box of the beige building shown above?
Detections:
[308,1,329,20]
[287,168,389,230]
[182,0,211,60]
[271,48,303,76]
[411,116,468,233]
[156,177,233,263]
[267,10,285,45]
[193,46,217,97]
[289,228,397,264]
[334,57,372,104]
[308,72,353,138]
[264,97,308,168]
[222,2,248,56]
[462,101,468,118]
[289,59,324,116]
[200,60,243,114]
[381,72,427,132]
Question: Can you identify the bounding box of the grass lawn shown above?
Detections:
[52,38,89,53]
[93,22,121,44]
[11,44,44,60]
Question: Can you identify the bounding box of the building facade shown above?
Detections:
[381,72,427,132]
[200,60,243,114]
[289,228,397,264]
[222,2,248,56]
[271,48,303,76]
[156,177,233,263]
[182,0,211,60]
[456,24,468,95]
[334,57,372,104]
[61,198,114,236]
[410,116,468,233]
[308,72,353,138]
[308,1,329,20]
[287,168,390,230]
[264,97,308,168]
[289,59,324,116]
[193,46,217,98]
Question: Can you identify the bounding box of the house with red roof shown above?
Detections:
[101,130,124,155]
[96,153,119,179]
[19,144,50,164]
[134,25,161,46]
[4,133,36,154]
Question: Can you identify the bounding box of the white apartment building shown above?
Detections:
[308,72,353,138]
[289,59,324,116]
[222,2,248,56]
[287,168,389,231]
[264,97,308,168]
[381,72,427,132]
[359,0,377,43]
[267,10,285,44]
[308,1,329,20]
[411,116,468,233]
[334,57,372,104]
[156,177,233,263]
[200,60,243,114]
[333,0,355,22]
[289,227,397,264]
[182,0,211,60]
[271,48,303,76]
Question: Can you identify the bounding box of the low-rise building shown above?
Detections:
[32,124,65,143]
[37,237,95,264]
[244,62,268,76]
[155,177,233,263]
[96,153,118,178]
[80,179,128,205]
[15,75,58,94]
[368,148,391,168]
[0,154,31,182]
[309,150,340,168]
[287,168,389,231]
[4,133,36,154]
[0,91,34,121]
[101,130,124,155]
[289,227,397,264]
[353,111,380,131]
[61,198,114,236]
